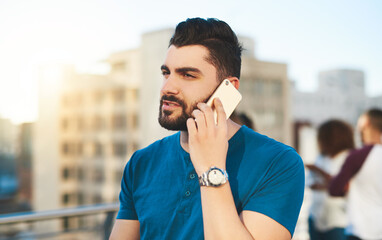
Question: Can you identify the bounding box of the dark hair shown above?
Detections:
[231,111,255,130]
[317,119,355,157]
[365,108,382,132]
[169,18,243,81]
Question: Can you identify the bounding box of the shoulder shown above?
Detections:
[349,144,374,157]
[236,126,303,175]
[346,145,374,164]
[242,126,302,164]
[338,145,374,173]
[241,126,294,150]
[370,144,382,155]
[235,130,304,236]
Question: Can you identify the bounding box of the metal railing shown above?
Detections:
[0,203,119,240]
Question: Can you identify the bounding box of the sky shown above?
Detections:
[0,0,381,124]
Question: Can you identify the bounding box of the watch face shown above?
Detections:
[208,168,224,185]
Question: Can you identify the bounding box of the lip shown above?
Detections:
[162,100,181,111]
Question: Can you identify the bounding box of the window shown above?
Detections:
[132,142,139,152]
[94,169,104,183]
[61,118,69,131]
[75,93,83,106]
[92,115,104,131]
[77,117,84,131]
[111,62,126,72]
[62,193,70,204]
[77,142,83,156]
[62,217,70,230]
[239,81,248,94]
[62,143,70,155]
[112,89,125,103]
[113,142,127,157]
[128,88,138,100]
[78,168,84,181]
[94,142,103,157]
[93,91,104,103]
[92,194,103,204]
[271,81,282,95]
[62,167,71,180]
[112,114,126,130]
[62,142,75,156]
[131,113,138,129]
[61,94,70,107]
[254,80,264,95]
[77,192,85,205]
[115,170,123,185]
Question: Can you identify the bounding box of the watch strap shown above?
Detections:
[198,172,209,186]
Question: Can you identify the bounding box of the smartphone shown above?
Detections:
[206,79,242,123]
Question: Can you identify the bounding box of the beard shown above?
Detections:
[158,94,211,131]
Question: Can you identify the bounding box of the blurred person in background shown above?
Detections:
[329,108,382,240]
[230,111,255,130]
[306,119,355,240]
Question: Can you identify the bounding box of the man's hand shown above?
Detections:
[186,98,293,240]
[186,98,228,175]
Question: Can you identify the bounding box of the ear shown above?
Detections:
[226,77,240,90]
[357,114,369,130]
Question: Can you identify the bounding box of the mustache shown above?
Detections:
[160,95,186,107]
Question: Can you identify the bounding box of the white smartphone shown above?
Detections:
[206,79,242,123]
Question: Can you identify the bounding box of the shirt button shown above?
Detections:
[189,173,196,179]
[185,191,191,197]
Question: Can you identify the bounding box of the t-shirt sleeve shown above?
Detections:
[329,145,373,196]
[243,149,305,236]
[116,153,138,220]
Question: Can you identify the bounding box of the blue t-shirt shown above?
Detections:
[117,126,305,239]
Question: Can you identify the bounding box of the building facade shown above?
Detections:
[239,52,292,144]
[33,63,140,232]
[15,122,34,210]
[293,69,368,127]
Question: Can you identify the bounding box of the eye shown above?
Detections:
[161,70,170,77]
[183,73,195,78]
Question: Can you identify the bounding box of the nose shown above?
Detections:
[161,75,179,96]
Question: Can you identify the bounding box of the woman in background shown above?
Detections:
[306,119,355,240]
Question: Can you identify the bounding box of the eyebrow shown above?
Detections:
[161,65,169,71]
[160,65,202,75]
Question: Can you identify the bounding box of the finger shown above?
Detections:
[197,103,214,129]
[214,98,227,127]
[186,118,197,136]
[192,109,207,133]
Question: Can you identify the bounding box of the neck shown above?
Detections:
[365,132,382,145]
[376,133,382,144]
[180,119,241,153]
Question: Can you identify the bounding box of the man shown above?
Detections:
[329,108,382,240]
[109,18,304,240]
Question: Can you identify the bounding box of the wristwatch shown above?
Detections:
[199,167,229,187]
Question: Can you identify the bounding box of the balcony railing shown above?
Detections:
[0,203,119,240]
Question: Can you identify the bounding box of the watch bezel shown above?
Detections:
[206,167,228,187]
